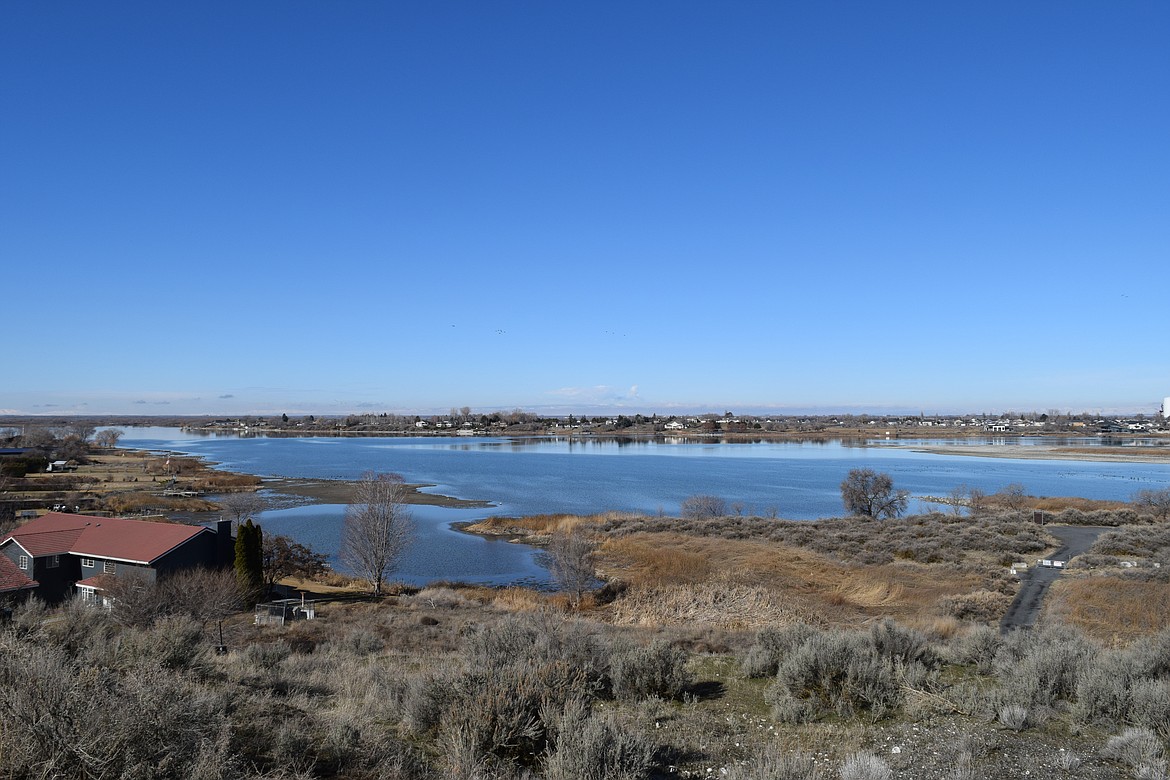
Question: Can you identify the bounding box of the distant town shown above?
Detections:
[4,409,1164,439]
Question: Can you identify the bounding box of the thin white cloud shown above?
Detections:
[546,385,641,405]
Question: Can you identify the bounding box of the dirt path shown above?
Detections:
[999,525,1109,633]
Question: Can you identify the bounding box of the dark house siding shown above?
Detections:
[152,531,219,575]
[30,554,81,602]
[1,543,24,572]
[86,558,158,584]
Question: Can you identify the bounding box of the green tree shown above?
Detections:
[234,518,264,598]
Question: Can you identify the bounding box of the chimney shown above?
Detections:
[215,519,234,567]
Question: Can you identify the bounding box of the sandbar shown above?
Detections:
[897,443,1170,464]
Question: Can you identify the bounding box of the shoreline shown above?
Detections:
[260,476,493,509]
[895,443,1170,464]
[117,435,1170,523]
[101,446,495,513]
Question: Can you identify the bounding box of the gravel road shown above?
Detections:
[999,525,1109,633]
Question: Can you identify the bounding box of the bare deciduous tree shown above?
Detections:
[994,483,1030,511]
[946,484,969,516]
[67,421,96,443]
[170,567,242,649]
[102,571,165,627]
[967,486,988,515]
[680,494,726,520]
[217,491,265,528]
[341,471,414,597]
[20,426,58,452]
[547,530,595,607]
[93,428,124,449]
[101,567,242,639]
[1134,488,1170,521]
[840,468,909,519]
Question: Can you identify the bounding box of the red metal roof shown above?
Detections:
[75,574,115,589]
[2,512,211,565]
[0,554,37,592]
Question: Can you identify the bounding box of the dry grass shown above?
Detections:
[463,512,624,538]
[99,493,221,513]
[596,532,984,629]
[1046,576,1170,643]
[1028,496,1129,512]
[279,573,368,594]
[609,581,824,630]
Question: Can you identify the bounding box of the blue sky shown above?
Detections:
[3,3,1167,417]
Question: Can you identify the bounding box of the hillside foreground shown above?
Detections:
[4,497,1170,779]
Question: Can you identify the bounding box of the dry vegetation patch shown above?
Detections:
[1046,577,1170,643]
[1028,496,1130,512]
[602,511,1055,570]
[463,511,627,540]
[597,532,985,629]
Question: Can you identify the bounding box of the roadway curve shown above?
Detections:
[999,525,1110,633]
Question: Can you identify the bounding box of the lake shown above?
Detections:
[116,428,1170,586]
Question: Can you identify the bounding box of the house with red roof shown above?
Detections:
[0,512,234,603]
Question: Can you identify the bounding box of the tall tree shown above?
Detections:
[340,471,413,597]
[840,468,909,519]
[234,518,264,598]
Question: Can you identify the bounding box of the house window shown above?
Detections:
[81,558,95,568]
[47,555,59,569]
[103,561,116,574]
[18,555,29,570]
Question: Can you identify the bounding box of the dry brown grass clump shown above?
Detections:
[609,581,824,630]
[1046,577,1170,643]
[99,492,220,513]
[1028,496,1129,512]
[193,472,263,490]
[464,511,627,539]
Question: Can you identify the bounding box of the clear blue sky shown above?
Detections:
[3,3,1167,417]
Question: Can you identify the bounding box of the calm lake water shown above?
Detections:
[116,428,1170,586]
